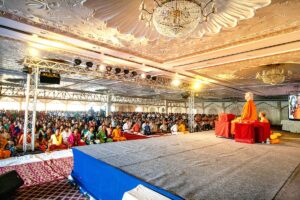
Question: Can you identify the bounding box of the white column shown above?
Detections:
[188,91,195,133]
[165,100,168,114]
[31,68,39,151]
[106,94,111,117]
[23,73,31,152]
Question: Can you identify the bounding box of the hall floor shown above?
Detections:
[2,131,299,200]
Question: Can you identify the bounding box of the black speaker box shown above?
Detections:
[0,170,24,200]
[181,91,190,99]
[40,72,60,84]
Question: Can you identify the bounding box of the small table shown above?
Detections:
[235,122,270,144]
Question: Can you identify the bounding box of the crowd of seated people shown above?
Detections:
[0,110,217,159]
[194,114,218,132]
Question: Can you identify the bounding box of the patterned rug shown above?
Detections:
[0,157,73,187]
[13,179,86,200]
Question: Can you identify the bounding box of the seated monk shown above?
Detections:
[112,125,126,142]
[259,112,269,123]
[48,129,67,151]
[231,92,258,134]
[241,92,258,121]
[68,128,86,147]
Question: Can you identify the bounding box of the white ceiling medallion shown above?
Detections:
[139,0,271,38]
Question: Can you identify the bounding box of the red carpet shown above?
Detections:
[0,157,73,187]
[123,132,148,140]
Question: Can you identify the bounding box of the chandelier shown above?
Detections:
[256,65,292,85]
[139,0,216,38]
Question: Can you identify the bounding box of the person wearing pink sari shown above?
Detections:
[68,128,85,147]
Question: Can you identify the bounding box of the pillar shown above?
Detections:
[106,94,111,117]
[165,100,168,114]
[31,68,39,151]
[23,73,31,152]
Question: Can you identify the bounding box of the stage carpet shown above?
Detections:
[74,131,300,200]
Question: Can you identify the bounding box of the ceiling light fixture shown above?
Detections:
[172,79,181,87]
[131,71,138,77]
[86,61,93,68]
[115,68,121,74]
[99,64,106,72]
[192,80,202,90]
[141,73,146,79]
[256,64,292,85]
[139,0,215,38]
[106,66,112,72]
[28,48,39,57]
[124,69,129,74]
[74,58,82,66]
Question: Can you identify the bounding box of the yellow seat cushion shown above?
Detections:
[270,134,278,140]
[270,139,280,144]
[273,133,282,137]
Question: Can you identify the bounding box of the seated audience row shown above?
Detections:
[0,110,217,159]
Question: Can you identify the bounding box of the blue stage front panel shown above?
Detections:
[71,148,183,200]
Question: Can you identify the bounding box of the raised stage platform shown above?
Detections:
[72,132,300,200]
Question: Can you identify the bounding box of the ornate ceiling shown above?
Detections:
[0,0,299,101]
[0,0,292,62]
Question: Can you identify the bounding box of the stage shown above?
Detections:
[72,132,300,200]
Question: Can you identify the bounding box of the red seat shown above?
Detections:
[215,113,236,138]
[215,121,231,138]
[218,113,236,122]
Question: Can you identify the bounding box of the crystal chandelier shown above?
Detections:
[256,65,292,85]
[139,0,216,38]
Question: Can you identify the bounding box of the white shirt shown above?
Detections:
[170,124,178,133]
[61,130,71,144]
[160,124,168,132]
[123,123,129,132]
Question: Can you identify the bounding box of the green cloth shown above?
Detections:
[97,130,107,143]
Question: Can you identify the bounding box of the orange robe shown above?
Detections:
[293,108,300,119]
[241,100,258,121]
[260,117,269,123]
[112,128,126,142]
[231,100,258,134]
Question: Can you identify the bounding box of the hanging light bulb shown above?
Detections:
[99,64,106,72]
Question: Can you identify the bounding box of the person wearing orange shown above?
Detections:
[178,120,187,133]
[131,122,141,134]
[231,92,258,134]
[241,92,258,121]
[112,125,126,142]
[0,134,11,159]
[293,96,300,119]
[259,112,269,123]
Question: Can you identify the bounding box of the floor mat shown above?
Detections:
[0,157,73,187]
[13,179,86,200]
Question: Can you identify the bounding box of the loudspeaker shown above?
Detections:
[0,170,24,199]
[181,91,190,99]
[40,72,60,84]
